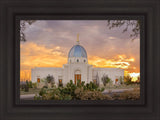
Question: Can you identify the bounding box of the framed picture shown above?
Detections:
[18,18,143,105]
[0,0,160,120]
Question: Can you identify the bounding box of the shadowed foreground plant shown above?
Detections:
[34,80,106,100]
[112,88,140,100]
[34,80,140,100]
[74,87,112,100]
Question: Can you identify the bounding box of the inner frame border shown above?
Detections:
[15,15,145,106]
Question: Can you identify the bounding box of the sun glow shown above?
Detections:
[129,72,140,82]
[88,55,135,70]
[20,43,138,81]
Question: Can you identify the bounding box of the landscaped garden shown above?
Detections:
[33,80,140,100]
[20,88,41,95]
[20,75,140,100]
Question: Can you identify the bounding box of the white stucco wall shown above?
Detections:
[31,67,63,84]
[92,68,124,85]
[31,65,124,86]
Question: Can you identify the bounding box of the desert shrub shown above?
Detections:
[42,89,61,100]
[80,91,112,100]
[24,85,29,92]
[25,80,33,88]
[112,88,140,100]
[86,82,98,91]
[39,88,47,96]
[51,83,56,88]
[32,83,37,89]
[59,80,77,98]
[26,80,29,87]
[74,88,112,100]
[36,80,106,100]
[40,88,73,100]
[29,81,33,88]
[40,80,75,100]
[20,84,25,90]
[43,86,48,89]
[59,82,63,87]
[119,88,140,100]
[35,79,140,100]
[63,94,72,100]
[34,94,42,100]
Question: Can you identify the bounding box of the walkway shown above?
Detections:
[102,88,134,94]
[20,94,35,100]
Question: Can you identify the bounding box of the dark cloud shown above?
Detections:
[22,20,140,73]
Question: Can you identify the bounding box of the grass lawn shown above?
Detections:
[20,88,41,95]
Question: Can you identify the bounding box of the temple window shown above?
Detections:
[37,78,40,83]
[59,79,63,87]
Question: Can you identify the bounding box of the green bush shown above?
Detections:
[63,94,72,100]
[36,80,106,100]
[29,81,33,88]
[39,88,47,96]
[60,80,77,98]
[43,86,48,89]
[34,94,42,100]
[32,83,37,89]
[124,75,138,85]
[59,83,63,87]
[34,80,140,100]
[25,80,33,88]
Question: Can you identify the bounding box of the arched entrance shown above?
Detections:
[74,70,81,85]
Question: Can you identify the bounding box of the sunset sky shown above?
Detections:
[20,20,140,81]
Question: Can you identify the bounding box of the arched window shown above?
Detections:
[70,60,71,63]
[77,59,79,62]
[84,60,86,63]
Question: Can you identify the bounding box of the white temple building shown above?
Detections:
[31,35,124,86]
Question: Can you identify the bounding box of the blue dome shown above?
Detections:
[68,45,87,58]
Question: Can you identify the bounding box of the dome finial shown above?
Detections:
[77,33,80,44]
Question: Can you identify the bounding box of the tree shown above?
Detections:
[29,81,33,88]
[119,76,124,85]
[26,80,29,87]
[24,80,29,92]
[101,74,111,86]
[46,74,55,84]
[25,80,33,88]
[20,20,36,42]
[107,20,140,40]
[124,75,132,85]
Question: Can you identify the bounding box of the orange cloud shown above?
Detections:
[88,55,135,70]
[20,42,67,80]
[20,42,139,81]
